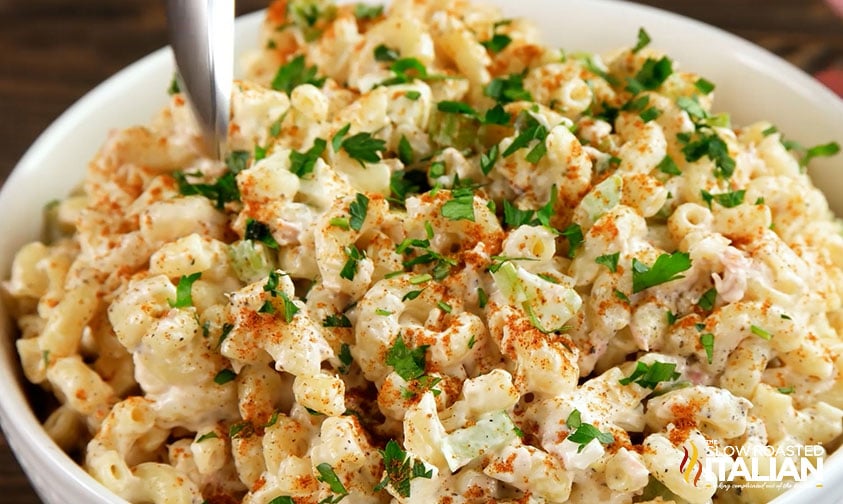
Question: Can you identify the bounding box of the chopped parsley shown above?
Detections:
[596,252,620,273]
[229,421,254,439]
[374,43,399,62]
[214,369,237,385]
[398,135,414,165]
[332,123,351,152]
[173,151,248,208]
[409,273,432,285]
[329,217,350,230]
[477,288,488,309]
[389,169,429,206]
[271,55,326,95]
[656,155,682,176]
[468,334,477,349]
[386,335,427,381]
[481,33,512,54]
[441,187,475,221]
[697,288,717,311]
[217,323,234,348]
[800,141,841,168]
[374,440,433,497]
[503,111,549,163]
[375,308,393,316]
[338,343,353,374]
[631,252,692,293]
[632,27,651,54]
[402,289,423,301]
[405,90,421,100]
[340,245,365,280]
[566,409,614,453]
[679,130,736,179]
[618,361,680,389]
[324,314,352,328]
[560,223,584,259]
[480,144,500,175]
[169,272,201,308]
[378,57,431,86]
[640,106,661,123]
[267,497,295,504]
[695,78,716,94]
[438,100,477,116]
[244,218,280,249]
[316,463,349,500]
[168,74,181,95]
[751,325,773,340]
[700,333,715,364]
[614,289,631,303]
[262,271,300,323]
[354,3,383,20]
[778,386,795,395]
[289,138,327,177]
[338,132,387,166]
[349,193,369,231]
[484,72,532,103]
[666,311,678,325]
[626,56,673,94]
[429,161,445,178]
[437,301,452,313]
[503,200,536,227]
[196,432,218,443]
[700,189,745,209]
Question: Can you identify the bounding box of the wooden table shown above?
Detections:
[0,1,841,502]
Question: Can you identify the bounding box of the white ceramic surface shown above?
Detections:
[1,1,842,503]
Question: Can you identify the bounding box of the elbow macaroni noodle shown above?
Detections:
[3,0,842,502]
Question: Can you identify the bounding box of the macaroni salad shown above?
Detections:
[4,0,843,503]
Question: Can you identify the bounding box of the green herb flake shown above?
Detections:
[666,311,678,325]
[480,144,499,175]
[482,103,511,125]
[375,308,393,316]
[316,463,349,497]
[168,75,181,95]
[404,90,421,101]
[626,56,673,94]
[271,55,326,95]
[214,369,237,385]
[437,301,452,313]
[386,335,427,381]
[477,288,488,309]
[656,154,682,176]
[680,131,736,179]
[560,223,584,259]
[618,361,680,389]
[169,272,202,308]
[596,252,620,273]
[437,100,477,116]
[565,409,614,453]
[428,161,445,178]
[402,289,424,301]
[354,3,383,20]
[695,78,716,94]
[700,333,715,364]
[441,187,475,222]
[245,218,280,249]
[341,132,387,166]
[503,200,536,228]
[398,135,414,165]
[751,324,773,340]
[329,217,350,230]
[614,289,631,303]
[697,288,717,311]
[631,252,692,293]
[481,33,512,53]
[332,123,351,152]
[349,193,369,231]
[762,125,779,137]
[196,432,218,443]
[632,27,651,54]
[324,314,352,328]
[801,141,841,167]
[409,273,432,285]
[289,138,327,178]
[484,72,533,104]
[338,343,353,374]
[703,189,745,208]
[374,439,433,497]
[777,386,795,395]
[340,245,365,281]
[639,106,661,123]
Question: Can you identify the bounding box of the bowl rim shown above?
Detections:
[1,1,842,503]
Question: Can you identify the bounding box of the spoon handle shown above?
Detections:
[166,0,234,159]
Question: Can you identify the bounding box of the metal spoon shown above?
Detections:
[166,0,234,159]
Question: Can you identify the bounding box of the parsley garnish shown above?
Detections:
[217,323,234,348]
[349,193,369,231]
[656,154,682,176]
[173,151,247,208]
[698,288,716,311]
[481,33,512,54]
[214,369,237,385]
[378,57,430,86]
[402,289,423,301]
[503,200,536,227]
[626,56,673,94]
[229,421,254,439]
[480,144,499,175]
[267,497,295,504]
[316,463,349,501]
[339,132,387,166]
[289,138,327,177]
[700,189,745,209]
[245,218,280,249]
[666,311,678,325]
[441,187,475,222]
[375,308,393,316]
[777,386,794,395]
[640,106,661,123]
[374,43,399,62]
[354,3,383,20]
[437,100,476,116]
[404,90,421,100]
[338,343,353,374]
[485,72,532,103]
[429,161,445,178]
[340,245,365,280]
[700,333,715,364]
[801,141,841,168]
[374,440,433,497]
[631,252,692,293]
[618,361,680,389]
[386,335,427,381]
[503,111,548,162]
[437,301,452,313]
[271,55,326,95]
[196,432,218,443]
[262,271,299,323]
[389,169,429,206]
[680,130,735,178]
[324,314,352,328]
[632,27,651,54]
[560,224,584,259]
[751,325,772,340]
[483,103,511,125]
[168,74,181,95]
[695,78,716,94]
[398,135,414,165]
[478,288,488,309]
[169,272,201,308]
[596,252,620,273]
[566,409,614,453]
[614,289,631,303]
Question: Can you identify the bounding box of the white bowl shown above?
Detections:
[1,1,842,503]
